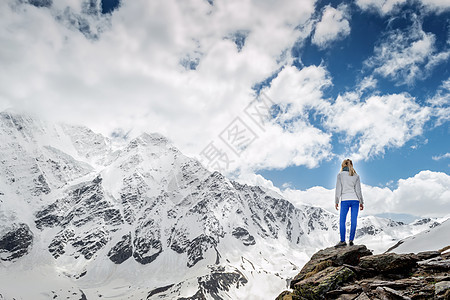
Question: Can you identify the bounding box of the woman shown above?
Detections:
[335,159,364,247]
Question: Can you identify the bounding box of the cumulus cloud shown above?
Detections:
[311,4,351,49]
[254,64,431,163]
[391,171,450,216]
[234,118,333,172]
[364,16,448,85]
[217,65,334,173]
[282,170,450,218]
[264,65,332,120]
[0,0,446,182]
[0,0,318,169]
[323,92,431,161]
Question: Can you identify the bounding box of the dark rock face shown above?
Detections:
[197,267,248,297]
[278,245,450,300]
[187,235,217,268]
[72,229,109,260]
[35,203,63,229]
[232,227,256,246]
[36,176,126,260]
[355,225,381,239]
[132,219,163,265]
[147,284,175,298]
[48,228,74,259]
[33,174,51,196]
[108,233,132,264]
[133,237,162,265]
[179,266,248,300]
[0,223,33,261]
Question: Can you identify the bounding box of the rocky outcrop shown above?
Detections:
[232,227,256,246]
[0,223,33,261]
[277,245,450,300]
[107,233,133,264]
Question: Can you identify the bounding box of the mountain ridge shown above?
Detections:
[0,111,444,299]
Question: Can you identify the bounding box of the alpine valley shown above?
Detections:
[0,111,445,300]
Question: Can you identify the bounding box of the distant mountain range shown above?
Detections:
[0,111,445,299]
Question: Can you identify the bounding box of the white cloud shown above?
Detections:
[432,153,450,160]
[231,171,284,199]
[427,77,450,126]
[364,16,447,85]
[216,65,334,173]
[0,0,318,169]
[421,0,450,12]
[323,93,431,161]
[356,0,450,15]
[283,185,336,212]
[425,49,450,72]
[253,64,431,164]
[234,118,333,172]
[264,65,332,120]
[357,76,378,93]
[282,170,450,218]
[312,4,351,49]
[355,0,407,15]
[392,171,450,216]
[0,0,445,182]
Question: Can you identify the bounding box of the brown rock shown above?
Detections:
[290,245,372,288]
[359,278,421,289]
[435,281,450,296]
[416,250,441,260]
[341,284,363,293]
[354,292,371,300]
[275,290,301,300]
[418,257,450,270]
[358,253,418,274]
[280,245,450,300]
[294,266,355,299]
[326,284,363,299]
[336,294,358,300]
[375,286,411,300]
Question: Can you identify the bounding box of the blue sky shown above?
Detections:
[0,0,448,218]
[256,0,450,191]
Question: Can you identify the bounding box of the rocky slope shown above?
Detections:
[277,244,450,299]
[0,111,444,299]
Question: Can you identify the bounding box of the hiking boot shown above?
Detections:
[335,241,347,248]
[349,241,354,246]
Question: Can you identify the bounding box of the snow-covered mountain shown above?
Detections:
[0,111,444,299]
[387,218,450,254]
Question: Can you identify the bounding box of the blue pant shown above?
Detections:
[340,200,359,242]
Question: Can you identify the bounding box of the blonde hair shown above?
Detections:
[341,159,356,176]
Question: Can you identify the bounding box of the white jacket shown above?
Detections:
[335,171,364,205]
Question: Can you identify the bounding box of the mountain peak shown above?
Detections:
[138,132,171,145]
[124,132,180,154]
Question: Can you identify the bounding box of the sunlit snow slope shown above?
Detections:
[387,219,450,254]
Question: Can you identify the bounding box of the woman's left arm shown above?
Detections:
[355,175,364,206]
